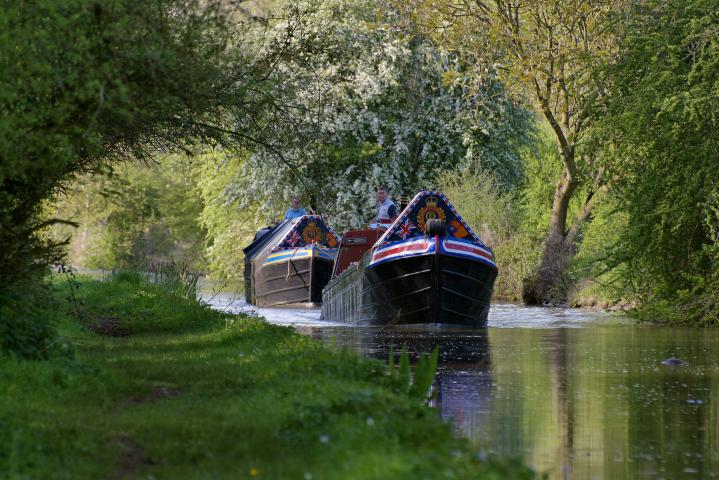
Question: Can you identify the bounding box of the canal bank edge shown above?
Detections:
[0,273,534,479]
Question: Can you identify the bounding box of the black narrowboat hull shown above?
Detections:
[321,250,497,327]
[254,255,333,307]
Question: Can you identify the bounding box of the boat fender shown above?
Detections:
[425,219,447,237]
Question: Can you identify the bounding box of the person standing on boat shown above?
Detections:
[375,186,397,229]
[284,197,307,221]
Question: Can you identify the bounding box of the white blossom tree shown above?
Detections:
[229,0,531,230]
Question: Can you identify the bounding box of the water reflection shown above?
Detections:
[308,326,495,425]
[206,295,719,479]
[298,325,719,479]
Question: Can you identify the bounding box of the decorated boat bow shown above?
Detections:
[243,215,340,307]
[321,191,498,327]
[369,192,496,270]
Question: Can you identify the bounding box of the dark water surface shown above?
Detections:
[208,295,719,479]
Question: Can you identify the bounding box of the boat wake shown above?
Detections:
[204,292,617,329]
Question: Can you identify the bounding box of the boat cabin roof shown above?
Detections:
[242,220,288,257]
[244,215,340,265]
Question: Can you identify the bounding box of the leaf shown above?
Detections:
[409,346,439,400]
[398,344,410,389]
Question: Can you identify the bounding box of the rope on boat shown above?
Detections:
[286,248,300,281]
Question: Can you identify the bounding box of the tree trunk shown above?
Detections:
[524,163,578,305]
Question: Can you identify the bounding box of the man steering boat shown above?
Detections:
[374,186,397,229]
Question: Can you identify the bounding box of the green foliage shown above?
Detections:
[50,150,267,287]
[492,235,545,302]
[627,248,719,326]
[438,168,517,244]
[75,269,224,335]
[398,344,411,388]
[387,345,440,401]
[51,156,208,271]
[409,347,439,400]
[518,127,584,236]
[588,0,719,322]
[237,0,531,229]
[194,151,266,286]
[568,194,631,307]
[0,283,61,360]
[0,275,535,479]
[1,0,242,284]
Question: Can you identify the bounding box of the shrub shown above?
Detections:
[0,283,59,359]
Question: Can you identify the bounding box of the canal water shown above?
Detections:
[207,294,719,479]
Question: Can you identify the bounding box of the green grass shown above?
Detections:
[0,274,533,479]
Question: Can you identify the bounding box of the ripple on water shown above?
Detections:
[205,293,620,329]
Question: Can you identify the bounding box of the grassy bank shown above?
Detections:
[0,273,532,479]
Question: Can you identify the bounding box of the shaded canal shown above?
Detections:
[208,295,719,479]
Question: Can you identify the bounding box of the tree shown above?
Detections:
[49,157,208,271]
[0,0,315,357]
[231,0,531,230]
[398,0,619,303]
[194,151,265,287]
[0,0,305,287]
[589,0,719,324]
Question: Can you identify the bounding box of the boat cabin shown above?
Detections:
[331,229,384,278]
[243,215,340,307]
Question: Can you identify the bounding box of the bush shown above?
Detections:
[583,0,719,321]
[629,249,719,326]
[0,283,60,359]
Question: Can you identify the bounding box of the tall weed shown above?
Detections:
[389,345,440,402]
[149,260,201,303]
[79,267,223,335]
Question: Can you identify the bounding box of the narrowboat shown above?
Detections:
[321,191,497,327]
[243,215,340,307]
